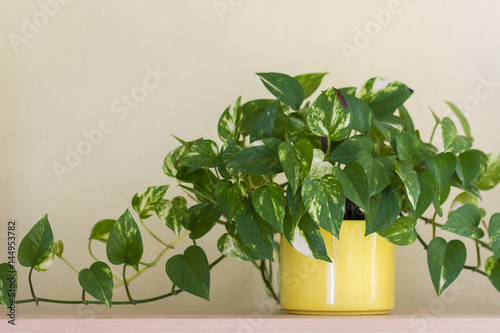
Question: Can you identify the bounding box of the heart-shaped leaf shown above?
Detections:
[185,203,222,239]
[307,149,333,179]
[441,117,472,152]
[218,96,242,144]
[234,202,274,260]
[132,185,169,219]
[18,214,54,272]
[155,196,187,236]
[333,162,369,211]
[166,246,210,300]
[0,263,17,307]
[217,233,260,261]
[355,77,413,119]
[443,204,484,240]
[78,262,114,307]
[374,115,405,142]
[286,185,306,224]
[178,140,219,169]
[398,105,415,135]
[89,219,116,243]
[302,174,345,239]
[230,138,283,175]
[252,182,286,233]
[278,140,313,194]
[478,153,500,191]
[343,93,375,134]
[241,99,275,136]
[410,172,437,219]
[489,213,500,259]
[485,256,500,292]
[378,216,417,246]
[256,72,304,110]
[427,152,456,189]
[214,180,246,221]
[395,132,422,165]
[427,237,466,295]
[365,190,402,235]
[283,213,331,262]
[395,161,420,210]
[444,101,472,139]
[106,209,143,268]
[456,150,488,187]
[250,100,285,142]
[294,72,328,99]
[448,192,478,218]
[307,87,351,141]
[328,135,374,164]
[357,152,394,196]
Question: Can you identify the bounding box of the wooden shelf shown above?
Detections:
[2,306,499,332]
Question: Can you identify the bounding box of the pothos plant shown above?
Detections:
[2,72,500,309]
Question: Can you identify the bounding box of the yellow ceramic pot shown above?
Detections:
[280,220,395,315]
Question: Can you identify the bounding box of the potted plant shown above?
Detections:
[2,72,500,315]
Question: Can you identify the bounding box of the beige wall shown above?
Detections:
[1,0,500,313]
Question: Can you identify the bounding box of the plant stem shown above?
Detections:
[260,260,279,304]
[139,218,172,248]
[416,232,428,250]
[60,255,80,274]
[464,265,487,277]
[28,267,39,305]
[429,122,439,144]
[122,265,135,305]
[81,289,87,305]
[431,211,437,239]
[475,240,481,270]
[326,138,332,156]
[16,255,226,306]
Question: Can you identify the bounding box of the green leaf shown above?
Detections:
[178,140,219,169]
[278,140,313,194]
[410,172,437,219]
[443,204,484,240]
[378,216,417,246]
[328,135,374,164]
[0,263,17,307]
[456,150,488,187]
[294,72,328,99]
[365,190,403,235]
[166,245,210,300]
[241,99,275,136]
[283,213,331,262]
[214,180,246,221]
[356,77,413,119]
[343,93,375,134]
[356,151,394,197]
[252,182,286,233]
[162,138,200,177]
[78,262,114,307]
[286,185,306,224]
[374,115,405,142]
[156,196,187,236]
[427,152,457,189]
[308,149,333,179]
[448,192,478,217]
[307,87,351,141]
[234,202,274,260]
[250,100,285,142]
[217,233,260,261]
[485,256,500,292]
[478,153,500,191]
[444,101,472,139]
[230,138,283,175]
[218,140,244,179]
[106,209,143,267]
[18,214,55,272]
[301,175,345,239]
[256,72,304,110]
[132,185,169,219]
[332,162,369,211]
[427,237,466,295]
[489,214,500,259]
[441,117,472,152]
[185,202,222,239]
[398,105,415,135]
[395,161,420,210]
[395,133,421,165]
[218,96,242,143]
[89,219,116,243]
